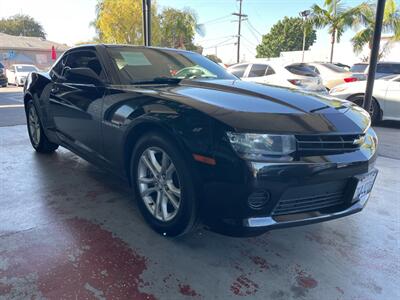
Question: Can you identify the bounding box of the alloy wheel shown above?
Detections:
[28,105,41,146]
[137,147,181,222]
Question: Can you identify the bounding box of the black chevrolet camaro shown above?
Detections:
[23,45,378,236]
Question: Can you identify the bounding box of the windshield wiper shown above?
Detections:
[131,77,182,85]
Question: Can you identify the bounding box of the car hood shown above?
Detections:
[126,79,371,134]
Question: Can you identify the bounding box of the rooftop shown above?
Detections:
[0,32,69,51]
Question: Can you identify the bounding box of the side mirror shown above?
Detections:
[64,67,102,85]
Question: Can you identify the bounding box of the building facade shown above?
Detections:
[0,33,69,71]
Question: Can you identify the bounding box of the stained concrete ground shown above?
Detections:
[1,90,400,299]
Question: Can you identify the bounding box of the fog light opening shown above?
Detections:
[248,190,270,210]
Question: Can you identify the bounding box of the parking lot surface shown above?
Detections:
[0,90,399,299]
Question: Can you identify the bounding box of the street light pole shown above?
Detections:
[363,0,386,111]
[142,0,151,46]
[299,10,311,63]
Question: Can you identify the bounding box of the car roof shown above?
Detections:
[68,44,194,54]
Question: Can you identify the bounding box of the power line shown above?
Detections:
[244,22,261,43]
[246,19,263,37]
[200,14,232,25]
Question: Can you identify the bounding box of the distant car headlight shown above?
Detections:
[227,132,296,161]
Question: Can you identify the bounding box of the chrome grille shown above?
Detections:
[273,180,347,216]
[296,134,364,154]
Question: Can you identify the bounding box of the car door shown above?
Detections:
[49,49,106,157]
[384,77,400,120]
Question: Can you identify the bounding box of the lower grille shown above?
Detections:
[273,180,347,216]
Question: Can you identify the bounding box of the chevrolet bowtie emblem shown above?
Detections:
[353,136,365,145]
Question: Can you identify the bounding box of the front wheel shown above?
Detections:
[130,132,198,237]
[350,96,380,124]
[26,100,59,153]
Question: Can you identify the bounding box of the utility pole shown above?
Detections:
[299,10,311,63]
[233,0,247,63]
[363,0,386,111]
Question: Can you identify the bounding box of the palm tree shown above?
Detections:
[351,0,400,55]
[311,0,361,62]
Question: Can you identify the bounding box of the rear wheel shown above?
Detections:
[349,95,380,124]
[130,132,198,237]
[26,100,59,153]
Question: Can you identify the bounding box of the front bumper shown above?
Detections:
[244,170,376,229]
[203,129,378,236]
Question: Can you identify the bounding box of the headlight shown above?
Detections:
[227,132,296,161]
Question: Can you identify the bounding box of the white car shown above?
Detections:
[6,64,39,86]
[330,75,400,122]
[227,61,326,93]
[302,62,357,90]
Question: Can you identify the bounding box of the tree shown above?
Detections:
[159,8,202,50]
[0,14,46,38]
[311,0,361,62]
[256,17,316,58]
[351,0,400,54]
[93,0,161,45]
[206,54,222,63]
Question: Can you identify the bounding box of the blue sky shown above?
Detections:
[0,0,391,62]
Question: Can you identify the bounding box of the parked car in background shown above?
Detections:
[23,44,378,237]
[227,61,326,93]
[302,62,358,90]
[6,64,39,86]
[333,62,351,71]
[330,75,400,123]
[0,62,8,87]
[350,62,400,81]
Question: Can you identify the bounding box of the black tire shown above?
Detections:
[26,100,59,153]
[130,131,199,237]
[349,95,380,124]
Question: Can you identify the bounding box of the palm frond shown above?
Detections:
[351,28,373,53]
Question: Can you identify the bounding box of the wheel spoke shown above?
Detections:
[141,155,159,178]
[148,150,162,173]
[141,186,158,197]
[161,193,169,220]
[165,190,179,209]
[138,176,155,184]
[167,182,181,197]
[161,153,170,173]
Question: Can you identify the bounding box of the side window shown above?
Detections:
[310,66,320,74]
[51,55,68,79]
[376,64,393,74]
[265,66,275,75]
[64,50,104,78]
[248,64,268,77]
[229,64,248,78]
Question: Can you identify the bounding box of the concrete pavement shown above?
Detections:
[0,87,25,127]
[1,124,399,299]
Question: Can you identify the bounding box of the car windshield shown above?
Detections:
[350,64,368,73]
[321,63,348,73]
[106,47,236,84]
[0,62,4,68]
[16,65,37,72]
